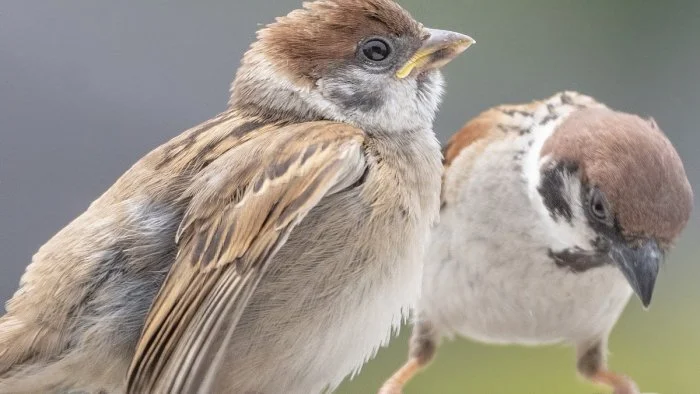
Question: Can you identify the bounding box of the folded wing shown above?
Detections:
[126,121,367,393]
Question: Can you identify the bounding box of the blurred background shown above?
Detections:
[1,1,698,393]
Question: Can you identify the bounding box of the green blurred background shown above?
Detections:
[0,1,698,393]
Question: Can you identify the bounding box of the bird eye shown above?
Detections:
[361,38,391,62]
[589,188,610,223]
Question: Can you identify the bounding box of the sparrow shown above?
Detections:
[379,91,693,394]
[0,1,474,392]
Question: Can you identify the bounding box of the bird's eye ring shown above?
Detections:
[361,38,392,62]
[589,188,610,223]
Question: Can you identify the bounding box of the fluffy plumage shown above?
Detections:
[380,92,693,394]
[0,0,472,392]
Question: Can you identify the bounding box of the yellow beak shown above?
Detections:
[396,28,475,79]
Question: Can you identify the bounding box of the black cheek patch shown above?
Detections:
[548,248,609,272]
[327,85,384,113]
[538,161,578,223]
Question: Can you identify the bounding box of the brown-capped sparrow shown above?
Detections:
[380,92,692,394]
[0,1,473,392]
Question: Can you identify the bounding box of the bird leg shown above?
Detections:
[378,320,437,394]
[577,340,641,394]
[378,358,422,394]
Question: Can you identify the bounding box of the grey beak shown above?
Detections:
[609,239,662,308]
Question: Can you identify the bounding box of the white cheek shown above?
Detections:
[523,96,599,252]
[316,69,444,133]
[543,180,596,251]
[523,93,594,201]
[527,157,596,251]
[239,52,446,133]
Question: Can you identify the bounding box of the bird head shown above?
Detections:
[229,0,474,132]
[532,103,693,308]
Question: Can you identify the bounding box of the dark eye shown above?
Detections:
[361,38,391,62]
[589,188,610,223]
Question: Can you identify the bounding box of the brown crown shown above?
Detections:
[254,0,422,81]
[542,107,693,244]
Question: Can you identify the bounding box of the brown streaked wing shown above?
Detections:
[443,100,542,168]
[126,121,367,393]
[440,105,523,207]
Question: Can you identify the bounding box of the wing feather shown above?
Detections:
[126,121,366,393]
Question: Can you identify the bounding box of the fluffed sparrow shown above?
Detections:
[0,1,474,392]
[380,92,692,394]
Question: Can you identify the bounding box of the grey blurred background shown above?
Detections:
[1,1,698,393]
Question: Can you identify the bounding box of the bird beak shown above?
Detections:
[396,28,475,79]
[609,239,662,308]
